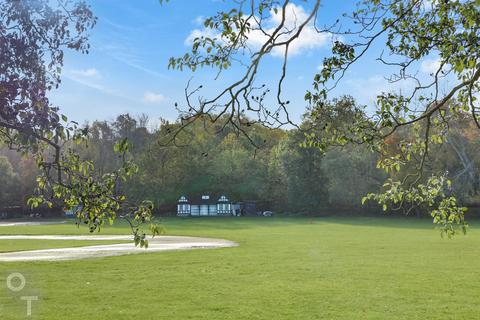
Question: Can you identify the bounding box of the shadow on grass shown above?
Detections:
[1,215,477,236]
[161,215,480,233]
[307,215,480,232]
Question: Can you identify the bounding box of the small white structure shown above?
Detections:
[177,196,191,215]
[177,194,234,216]
[217,195,232,214]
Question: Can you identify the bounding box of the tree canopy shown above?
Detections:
[165,0,480,236]
[0,0,158,247]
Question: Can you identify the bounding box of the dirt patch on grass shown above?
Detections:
[0,220,67,227]
[0,235,237,262]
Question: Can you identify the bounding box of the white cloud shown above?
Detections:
[143,91,166,103]
[71,68,100,77]
[262,3,331,57]
[63,73,139,105]
[185,3,331,58]
[193,15,204,26]
[96,43,168,79]
[65,75,106,92]
[64,69,106,93]
[420,57,441,74]
[184,27,220,46]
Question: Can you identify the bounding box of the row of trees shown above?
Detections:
[71,97,385,214]
[2,97,478,216]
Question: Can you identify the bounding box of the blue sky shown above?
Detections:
[50,0,442,128]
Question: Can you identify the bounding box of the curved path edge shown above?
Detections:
[0,235,237,262]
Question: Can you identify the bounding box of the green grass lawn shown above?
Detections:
[0,217,479,319]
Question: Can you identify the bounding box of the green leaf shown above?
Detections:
[361,197,367,205]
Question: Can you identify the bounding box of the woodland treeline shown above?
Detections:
[1,96,479,216]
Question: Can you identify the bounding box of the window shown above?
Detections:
[217,203,230,214]
[178,204,190,214]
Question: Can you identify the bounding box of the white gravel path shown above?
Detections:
[0,220,67,227]
[0,235,237,262]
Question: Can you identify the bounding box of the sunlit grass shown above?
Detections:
[0,217,478,319]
